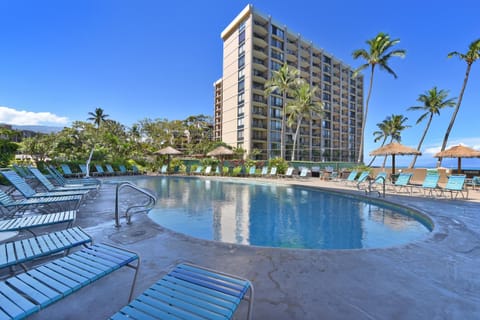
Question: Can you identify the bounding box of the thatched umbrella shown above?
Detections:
[154,146,182,170]
[434,145,480,174]
[207,146,234,174]
[370,142,421,175]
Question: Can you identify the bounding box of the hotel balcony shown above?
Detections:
[253,48,267,60]
[253,23,268,37]
[253,35,268,48]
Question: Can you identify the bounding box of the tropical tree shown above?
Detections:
[373,114,410,168]
[352,32,406,163]
[286,79,323,161]
[264,63,299,159]
[437,38,480,167]
[367,119,390,167]
[408,87,456,168]
[86,107,109,176]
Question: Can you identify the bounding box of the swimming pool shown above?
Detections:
[129,176,431,250]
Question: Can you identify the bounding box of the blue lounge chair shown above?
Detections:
[93,164,107,176]
[105,164,118,176]
[110,263,254,320]
[0,170,90,202]
[260,166,269,176]
[0,211,76,235]
[118,164,130,175]
[415,173,440,197]
[79,164,89,176]
[0,189,81,217]
[47,165,100,186]
[60,164,80,178]
[192,166,203,175]
[159,164,168,174]
[390,173,414,194]
[341,170,358,184]
[132,165,144,175]
[0,243,139,319]
[28,167,99,196]
[1,226,92,272]
[248,166,256,176]
[440,174,468,199]
[353,171,370,189]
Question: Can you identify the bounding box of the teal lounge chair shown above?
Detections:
[28,167,99,196]
[60,164,80,178]
[354,171,370,189]
[193,166,203,175]
[105,164,118,175]
[132,165,143,175]
[0,189,81,217]
[46,165,101,186]
[0,211,76,235]
[440,174,468,199]
[0,170,90,201]
[0,243,139,319]
[79,164,89,176]
[0,226,92,272]
[94,164,107,176]
[416,173,440,197]
[341,170,358,185]
[390,173,414,195]
[118,164,131,175]
[248,166,256,176]
[110,263,254,320]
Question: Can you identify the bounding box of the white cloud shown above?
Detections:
[423,137,480,156]
[0,106,69,126]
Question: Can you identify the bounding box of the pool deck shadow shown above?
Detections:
[13,176,480,320]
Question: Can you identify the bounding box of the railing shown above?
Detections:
[365,176,386,198]
[108,181,157,228]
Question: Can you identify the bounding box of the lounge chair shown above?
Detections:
[94,164,108,176]
[46,166,100,187]
[0,243,139,319]
[440,174,468,199]
[0,226,92,273]
[118,164,130,175]
[298,167,309,179]
[390,173,414,195]
[269,166,277,178]
[12,165,35,179]
[0,211,76,235]
[0,169,90,202]
[204,165,212,175]
[28,167,99,196]
[192,166,203,175]
[341,170,358,185]
[60,164,80,178]
[248,166,256,176]
[352,171,370,189]
[466,176,480,190]
[79,164,89,176]
[105,164,118,176]
[0,189,81,218]
[260,166,269,177]
[414,173,440,197]
[109,263,254,320]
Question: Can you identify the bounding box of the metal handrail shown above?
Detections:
[113,181,157,227]
[366,176,386,198]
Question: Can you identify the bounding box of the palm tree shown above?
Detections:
[367,119,390,167]
[378,114,410,168]
[87,107,109,129]
[85,107,109,177]
[408,87,456,168]
[437,39,480,167]
[352,32,406,164]
[264,63,299,159]
[286,79,324,161]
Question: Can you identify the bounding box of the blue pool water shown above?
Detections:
[129,176,431,250]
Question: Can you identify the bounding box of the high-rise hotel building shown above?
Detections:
[214,5,363,162]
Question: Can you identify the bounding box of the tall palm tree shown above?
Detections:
[379,114,410,168]
[264,63,299,159]
[437,38,480,167]
[367,119,390,167]
[352,32,406,164]
[87,107,109,129]
[408,87,456,168]
[286,79,324,161]
[85,107,109,177]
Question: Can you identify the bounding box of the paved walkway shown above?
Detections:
[18,176,480,319]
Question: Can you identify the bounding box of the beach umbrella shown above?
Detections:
[154,146,182,170]
[369,142,421,175]
[434,145,480,174]
[207,146,234,174]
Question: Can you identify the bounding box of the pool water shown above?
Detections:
[131,176,431,249]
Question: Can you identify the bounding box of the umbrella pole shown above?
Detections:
[458,157,461,174]
[392,155,396,175]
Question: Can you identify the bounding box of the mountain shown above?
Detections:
[11,125,64,134]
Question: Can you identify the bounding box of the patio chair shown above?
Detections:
[467,176,480,190]
[192,166,203,175]
[1,226,92,273]
[28,167,99,196]
[0,189,81,217]
[60,164,81,178]
[0,169,90,201]
[440,174,468,199]
[281,167,294,178]
[414,173,440,197]
[118,164,130,175]
[298,167,309,179]
[109,262,254,320]
[105,164,119,176]
[159,164,168,175]
[0,210,76,235]
[270,166,278,178]
[260,166,269,177]
[390,173,414,195]
[340,170,358,184]
[204,165,212,175]
[0,243,139,319]
[46,165,101,187]
[248,166,256,176]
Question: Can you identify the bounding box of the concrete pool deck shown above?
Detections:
[10,175,480,319]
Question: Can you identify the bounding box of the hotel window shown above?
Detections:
[238,43,245,55]
[238,117,244,128]
[238,55,245,68]
[322,120,330,129]
[270,108,282,119]
[271,38,284,50]
[271,25,284,38]
[323,56,331,64]
[270,119,281,130]
[270,96,283,107]
[238,105,244,117]
[323,74,331,83]
[271,49,284,61]
[238,68,245,80]
[323,102,331,110]
[239,30,245,44]
[238,93,244,103]
[238,79,245,92]
[270,132,281,142]
[323,93,331,101]
[271,60,282,71]
[237,130,244,141]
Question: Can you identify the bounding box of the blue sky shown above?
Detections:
[0,0,479,168]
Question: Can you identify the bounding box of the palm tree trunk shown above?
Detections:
[281,92,287,159]
[367,136,387,167]
[357,65,375,163]
[291,117,303,161]
[437,63,472,167]
[409,114,432,168]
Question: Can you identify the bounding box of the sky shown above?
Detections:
[0,0,479,168]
